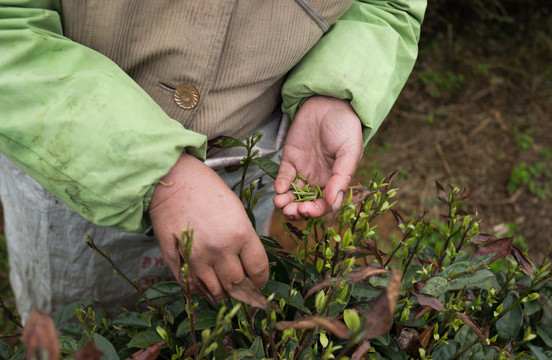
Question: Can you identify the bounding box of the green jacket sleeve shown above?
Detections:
[281,0,426,144]
[0,1,207,233]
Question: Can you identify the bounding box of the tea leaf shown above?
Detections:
[346,266,389,284]
[176,310,218,337]
[54,300,93,327]
[496,294,523,340]
[252,157,280,180]
[126,342,164,360]
[536,323,552,348]
[420,324,436,349]
[70,341,103,360]
[277,316,350,339]
[456,312,486,340]
[23,308,60,360]
[411,290,444,312]
[422,276,449,297]
[113,312,150,328]
[127,330,164,349]
[93,333,118,360]
[435,181,448,203]
[363,270,401,339]
[344,309,361,333]
[351,340,371,360]
[511,245,534,277]
[472,236,513,263]
[214,136,246,148]
[226,277,266,309]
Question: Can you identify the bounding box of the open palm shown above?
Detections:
[273,96,364,219]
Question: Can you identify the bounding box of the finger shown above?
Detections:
[214,255,246,295]
[190,265,227,301]
[274,157,297,195]
[281,201,303,220]
[323,152,360,207]
[239,238,269,288]
[297,198,332,218]
[273,191,295,209]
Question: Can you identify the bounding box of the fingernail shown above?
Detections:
[332,191,344,212]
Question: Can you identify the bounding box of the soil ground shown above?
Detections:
[271,3,552,265]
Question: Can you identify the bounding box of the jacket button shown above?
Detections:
[173,83,200,109]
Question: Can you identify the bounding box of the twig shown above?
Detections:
[84,231,156,309]
[0,296,22,328]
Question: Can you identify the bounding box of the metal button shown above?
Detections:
[173,83,200,109]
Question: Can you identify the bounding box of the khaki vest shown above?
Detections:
[61,0,352,143]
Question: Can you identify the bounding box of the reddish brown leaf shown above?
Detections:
[511,245,534,277]
[182,342,202,359]
[285,222,304,239]
[472,236,513,263]
[346,266,389,284]
[471,234,498,245]
[414,306,432,320]
[363,270,402,339]
[23,308,60,360]
[226,277,266,309]
[411,290,444,312]
[395,327,420,356]
[456,312,487,340]
[358,238,387,264]
[460,187,475,200]
[391,209,405,231]
[277,316,350,339]
[71,342,103,360]
[349,185,377,206]
[126,342,164,360]
[420,324,436,349]
[305,277,340,298]
[413,280,427,292]
[381,171,399,194]
[351,340,372,360]
[435,181,448,203]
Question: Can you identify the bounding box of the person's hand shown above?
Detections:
[273,96,364,220]
[149,154,269,300]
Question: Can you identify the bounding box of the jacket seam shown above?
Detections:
[295,0,330,33]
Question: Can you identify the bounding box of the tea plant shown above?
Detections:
[5,133,552,360]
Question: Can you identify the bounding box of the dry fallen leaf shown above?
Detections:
[362,269,401,339]
[226,277,267,309]
[277,316,350,339]
[23,308,60,360]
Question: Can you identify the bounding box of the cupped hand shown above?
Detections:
[273,96,364,220]
[149,154,269,300]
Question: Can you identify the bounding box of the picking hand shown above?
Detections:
[273,96,364,220]
[149,154,269,300]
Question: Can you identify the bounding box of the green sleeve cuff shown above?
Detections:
[282,0,426,145]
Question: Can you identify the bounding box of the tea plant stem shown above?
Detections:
[84,232,156,309]
[0,296,22,328]
[293,329,314,360]
[453,336,480,359]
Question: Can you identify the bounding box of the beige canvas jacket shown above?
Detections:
[62,0,353,140]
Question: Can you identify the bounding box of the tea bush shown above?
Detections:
[3,134,552,360]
